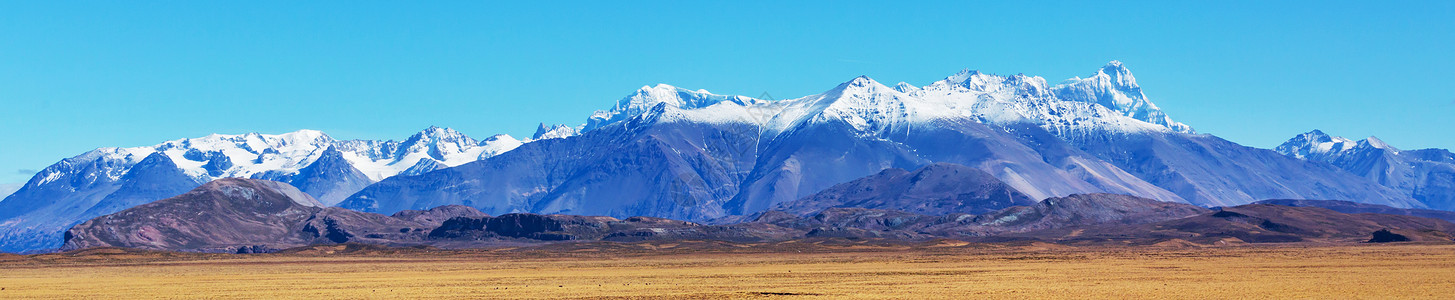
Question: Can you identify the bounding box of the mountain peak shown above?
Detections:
[893,82,921,93]
[953,68,984,76]
[585,62,1194,138]
[1295,129,1336,143]
[414,125,457,135]
[269,130,334,147]
[1276,130,1360,160]
[585,83,758,131]
[1103,60,1126,69]
[1361,136,1397,151]
[944,69,994,88]
[841,75,879,88]
[1096,60,1136,88]
[824,75,895,100]
[1048,61,1192,133]
[403,126,475,147]
[533,123,579,140]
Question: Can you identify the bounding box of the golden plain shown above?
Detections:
[1,242,1452,299]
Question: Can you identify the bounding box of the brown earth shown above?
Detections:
[2,241,1454,299]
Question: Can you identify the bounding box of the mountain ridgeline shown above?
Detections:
[62,176,1454,252]
[7,61,1454,253]
[61,178,490,252]
[1276,130,1455,211]
[338,62,1421,220]
[0,127,523,252]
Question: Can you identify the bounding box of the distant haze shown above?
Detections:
[0,183,22,201]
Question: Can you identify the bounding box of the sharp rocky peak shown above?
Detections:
[585,83,760,131]
[827,75,894,96]
[1098,60,1136,87]
[579,61,1191,136]
[892,82,921,93]
[1358,136,1398,152]
[1276,130,1401,160]
[942,69,996,89]
[407,126,473,142]
[533,123,580,140]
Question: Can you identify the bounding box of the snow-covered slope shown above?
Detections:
[531,123,580,140]
[0,126,520,252]
[344,61,1418,220]
[1053,61,1192,133]
[39,127,521,188]
[579,61,1193,142]
[1275,130,1360,161]
[341,62,1198,217]
[1278,130,1455,210]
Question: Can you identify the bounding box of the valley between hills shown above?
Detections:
[2,242,1453,299]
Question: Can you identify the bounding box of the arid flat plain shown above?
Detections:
[1,241,1452,299]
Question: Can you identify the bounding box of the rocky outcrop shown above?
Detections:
[958,193,1209,232]
[61,178,482,252]
[1367,229,1411,243]
[59,180,1455,252]
[1008,204,1455,244]
[429,214,699,241]
[390,205,489,227]
[1256,199,1455,223]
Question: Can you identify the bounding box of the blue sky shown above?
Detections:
[2,1,1453,184]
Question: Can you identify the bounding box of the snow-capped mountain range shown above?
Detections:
[532,123,580,140]
[1276,130,1363,161]
[582,61,1191,142]
[0,126,523,252]
[1277,130,1455,211]
[60,126,522,187]
[1,61,1441,253]
[339,61,1418,223]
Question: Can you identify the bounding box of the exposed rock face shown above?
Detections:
[1256,199,1455,223]
[1367,229,1411,243]
[413,193,1212,246]
[961,193,1209,232]
[59,178,1455,251]
[774,163,1036,216]
[62,178,326,251]
[682,193,1207,242]
[429,214,699,241]
[60,178,482,252]
[283,147,373,207]
[390,205,489,227]
[1014,204,1455,244]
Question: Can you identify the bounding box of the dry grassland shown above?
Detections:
[1,242,1452,299]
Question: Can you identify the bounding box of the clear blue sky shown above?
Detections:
[2,1,1453,184]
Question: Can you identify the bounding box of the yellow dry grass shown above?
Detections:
[2,243,1453,299]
